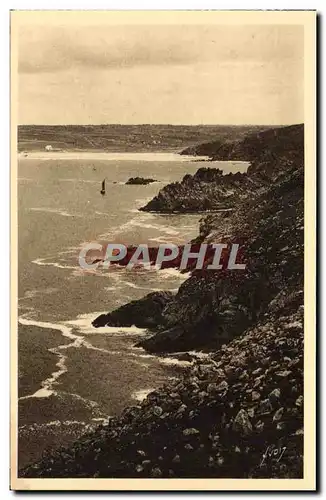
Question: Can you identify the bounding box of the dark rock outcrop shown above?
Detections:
[138,127,304,352]
[92,291,174,329]
[141,124,303,213]
[181,123,303,163]
[126,177,157,185]
[140,168,255,213]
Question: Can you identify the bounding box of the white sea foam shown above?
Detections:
[116,281,162,292]
[21,288,59,300]
[18,316,122,399]
[95,211,110,216]
[58,178,98,184]
[29,207,80,218]
[158,357,192,367]
[124,220,180,236]
[158,267,190,280]
[188,350,212,360]
[32,258,78,271]
[64,312,147,337]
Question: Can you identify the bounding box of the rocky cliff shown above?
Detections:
[141,124,303,213]
[140,168,256,213]
[180,123,303,163]
[138,157,303,353]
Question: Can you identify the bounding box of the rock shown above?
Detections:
[216,380,229,392]
[150,467,162,478]
[251,391,261,401]
[92,291,174,328]
[295,395,303,407]
[258,399,273,415]
[183,428,200,436]
[176,352,194,362]
[247,408,255,418]
[172,455,180,463]
[126,177,157,185]
[275,370,292,378]
[273,407,284,422]
[255,420,265,432]
[232,409,253,436]
[184,444,194,451]
[153,406,163,417]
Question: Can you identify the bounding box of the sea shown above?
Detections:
[17,152,248,468]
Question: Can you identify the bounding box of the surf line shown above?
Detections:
[18,316,123,401]
[18,318,84,400]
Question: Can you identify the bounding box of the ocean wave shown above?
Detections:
[32,258,79,271]
[20,287,59,300]
[58,178,99,184]
[125,220,180,236]
[64,312,147,337]
[115,280,163,292]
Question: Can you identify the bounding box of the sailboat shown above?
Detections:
[100,179,106,195]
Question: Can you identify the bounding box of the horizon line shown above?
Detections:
[18,123,302,128]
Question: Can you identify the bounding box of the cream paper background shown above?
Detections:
[10,9,316,491]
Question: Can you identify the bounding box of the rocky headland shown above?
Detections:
[141,124,303,213]
[125,177,157,185]
[92,291,174,329]
[20,124,304,479]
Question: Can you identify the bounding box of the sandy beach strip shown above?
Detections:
[18,151,210,162]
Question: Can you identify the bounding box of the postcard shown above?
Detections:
[10,10,316,491]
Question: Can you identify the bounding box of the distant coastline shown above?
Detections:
[18,151,210,162]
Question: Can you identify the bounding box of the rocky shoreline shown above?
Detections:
[141,124,303,213]
[20,124,304,478]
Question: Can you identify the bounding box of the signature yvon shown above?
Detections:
[260,445,287,467]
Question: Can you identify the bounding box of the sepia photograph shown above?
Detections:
[10,10,316,490]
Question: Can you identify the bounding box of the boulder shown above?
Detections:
[126,177,157,185]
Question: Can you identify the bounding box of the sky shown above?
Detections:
[17,20,304,125]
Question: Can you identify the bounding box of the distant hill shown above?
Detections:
[180,123,300,160]
[18,124,269,153]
